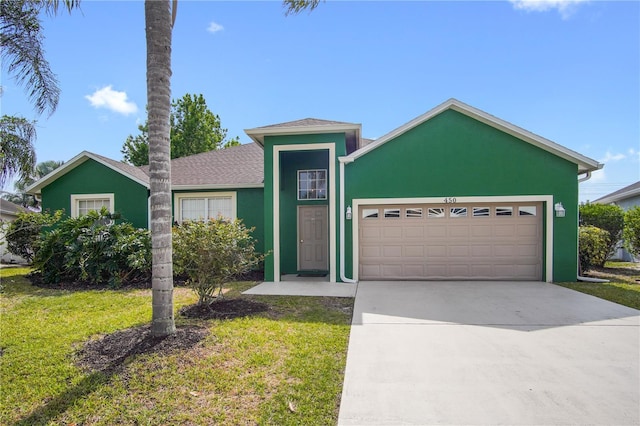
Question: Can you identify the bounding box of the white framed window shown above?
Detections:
[174,192,236,223]
[428,207,445,218]
[406,208,423,218]
[519,206,537,216]
[450,207,468,218]
[70,194,114,218]
[298,169,327,200]
[384,208,400,218]
[362,208,379,219]
[496,207,513,216]
[472,207,490,217]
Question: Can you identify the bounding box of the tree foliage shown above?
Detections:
[0,115,36,187]
[121,93,239,166]
[579,203,625,262]
[578,225,610,273]
[282,0,322,15]
[32,208,151,286]
[3,160,64,207]
[173,219,264,305]
[2,209,62,262]
[623,206,640,257]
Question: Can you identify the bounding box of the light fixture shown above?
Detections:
[554,202,565,218]
[346,206,352,220]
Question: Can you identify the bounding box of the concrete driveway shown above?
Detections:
[338,281,640,425]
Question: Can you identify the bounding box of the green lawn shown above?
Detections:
[0,268,353,425]
[555,261,640,310]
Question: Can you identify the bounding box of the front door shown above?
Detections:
[298,205,328,271]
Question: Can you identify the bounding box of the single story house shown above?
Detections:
[593,180,640,262]
[27,99,602,282]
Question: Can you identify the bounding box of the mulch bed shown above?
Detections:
[179,298,270,320]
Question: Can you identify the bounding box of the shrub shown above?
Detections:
[33,208,151,286]
[579,203,624,263]
[2,210,62,262]
[173,219,264,305]
[578,225,610,273]
[623,206,640,257]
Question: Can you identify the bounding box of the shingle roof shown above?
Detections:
[252,117,359,130]
[168,142,263,187]
[594,181,640,204]
[0,199,28,216]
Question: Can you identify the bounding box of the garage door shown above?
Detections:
[359,202,542,280]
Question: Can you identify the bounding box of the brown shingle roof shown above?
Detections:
[169,143,263,187]
[253,117,359,130]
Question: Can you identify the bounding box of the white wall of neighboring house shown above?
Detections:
[0,210,28,265]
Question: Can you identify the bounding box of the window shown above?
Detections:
[450,207,467,218]
[406,208,423,218]
[362,208,379,219]
[496,207,513,216]
[71,194,114,218]
[384,208,400,218]
[428,208,445,218]
[174,192,236,223]
[519,206,537,216]
[473,207,490,217]
[298,170,327,200]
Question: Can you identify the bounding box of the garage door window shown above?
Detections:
[384,208,400,218]
[496,207,513,216]
[428,208,445,218]
[473,207,490,217]
[519,206,537,216]
[362,208,379,219]
[406,208,423,218]
[450,207,467,218]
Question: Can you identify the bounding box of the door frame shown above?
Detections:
[352,195,554,282]
[297,205,329,271]
[272,143,337,282]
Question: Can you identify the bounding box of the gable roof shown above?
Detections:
[343,98,602,174]
[26,143,265,195]
[245,117,362,146]
[26,151,151,195]
[593,181,640,204]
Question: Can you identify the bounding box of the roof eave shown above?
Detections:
[245,123,362,146]
[595,187,640,204]
[172,183,264,190]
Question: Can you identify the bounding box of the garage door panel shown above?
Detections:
[359,202,542,281]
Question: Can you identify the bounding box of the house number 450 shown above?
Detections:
[444,197,457,204]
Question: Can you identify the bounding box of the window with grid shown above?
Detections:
[298,170,327,200]
[71,194,114,218]
[178,195,234,222]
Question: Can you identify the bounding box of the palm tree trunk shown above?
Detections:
[145,0,175,336]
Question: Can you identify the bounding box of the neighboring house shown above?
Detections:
[27,99,602,282]
[593,181,640,262]
[0,199,28,264]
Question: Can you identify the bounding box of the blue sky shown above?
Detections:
[2,0,638,201]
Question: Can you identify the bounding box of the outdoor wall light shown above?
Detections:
[346,206,352,220]
[554,202,566,218]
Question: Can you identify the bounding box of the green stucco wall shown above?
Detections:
[263,133,346,280]
[41,159,149,229]
[173,188,265,253]
[344,110,579,281]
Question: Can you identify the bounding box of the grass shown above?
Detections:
[555,261,640,310]
[0,269,353,425]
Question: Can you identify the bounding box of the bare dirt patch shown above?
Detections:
[179,298,270,320]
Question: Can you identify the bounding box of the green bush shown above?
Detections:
[2,210,62,262]
[173,219,264,305]
[579,203,624,263]
[578,225,610,273]
[623,206,640,257]
[33,209,151,286]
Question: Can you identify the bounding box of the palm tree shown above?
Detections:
[4,160,64,207]
[0,0,79,187]
[146,0,176,337]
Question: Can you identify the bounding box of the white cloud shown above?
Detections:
[85,86,138,115]
[509,0,589,19]
[599,151,626,163]
[207,21,224,33]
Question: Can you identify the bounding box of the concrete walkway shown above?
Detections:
[242,281,356,297]
[338,281,640,425]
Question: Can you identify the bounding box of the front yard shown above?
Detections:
[0,268,353,425]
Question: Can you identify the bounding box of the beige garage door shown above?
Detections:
[359,202,542,280]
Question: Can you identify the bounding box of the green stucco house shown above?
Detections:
[27,99,602,283]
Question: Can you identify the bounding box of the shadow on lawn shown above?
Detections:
[15,325,208,426]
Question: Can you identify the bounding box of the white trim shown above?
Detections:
[351,195,554,282]
[70,193,115,218]
[594,184,640,205]
[273,143,336,283]
[173,191,237,223]
[26,151,150,194]
[345,99,601,174]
